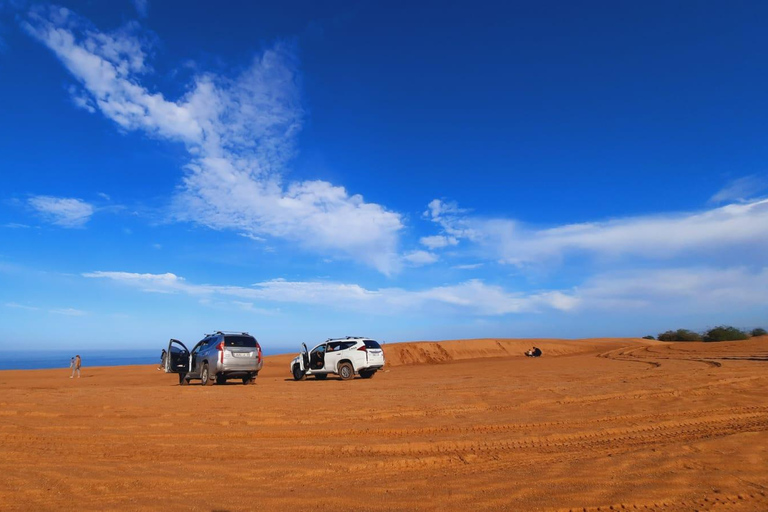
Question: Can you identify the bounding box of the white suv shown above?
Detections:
[291,337,385,381]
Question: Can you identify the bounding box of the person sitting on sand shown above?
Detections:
[70,354,81,378]
[525,347,542,357]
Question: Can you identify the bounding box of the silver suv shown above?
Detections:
[164,331,263,386]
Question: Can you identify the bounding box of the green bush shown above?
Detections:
[703,326,749,342]
[642,335,655,340]
[751,327,767,337]
[657,329,702,342]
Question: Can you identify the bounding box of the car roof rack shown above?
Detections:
[325,336,367,342]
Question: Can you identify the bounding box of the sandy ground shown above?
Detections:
[1,337,767,511]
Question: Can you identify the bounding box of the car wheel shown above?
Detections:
[242,375,255,385]
[292,364,306,381]
[201,363,214,386]
[314,373,327,380]
[338,362,354,381]
[178,373,189,386]
[216,374,227,385]
[359,370,375,379]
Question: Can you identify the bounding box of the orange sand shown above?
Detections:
[1,337,767,511]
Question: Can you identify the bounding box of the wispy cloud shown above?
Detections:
[4,302,39,310]
[68,265,768,318]
[452,263,483,270]
[6,302,89,315]
[402,250,438,266]
[710,174,768,204]
[132,0,148,18]
[82,271,577,315]
[2,223,31,229]
[231,301,279,315]
[420,235,458,250]
[28,195,94,228]
[574,266,768,312]
[425,198,768,266]
[23,6,403,274]
[50,307,87,316]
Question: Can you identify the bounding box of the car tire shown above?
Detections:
[201,363,214,386]
[292,364,306,381]
[242,375,255,385]
[216,374,227,385]
[359,370,375,379]
[314,373,327,380]
[338,362,354,381]
[179,373,189,386]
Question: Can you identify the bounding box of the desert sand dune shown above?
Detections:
[382,337,643,366]
[1,337,767,511]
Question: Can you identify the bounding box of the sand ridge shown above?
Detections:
[1,337,767,511]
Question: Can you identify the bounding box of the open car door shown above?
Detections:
[166,339,190,374]
[300,343,309,371]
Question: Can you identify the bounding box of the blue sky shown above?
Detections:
[1,0,767,352]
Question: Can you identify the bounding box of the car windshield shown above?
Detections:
[364,340,382,349]
[225,336,257,348]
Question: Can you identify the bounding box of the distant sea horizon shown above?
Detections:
[0,346,288,371]
[1,349,163,371]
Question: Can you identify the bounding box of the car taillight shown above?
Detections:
[357,346,367,352]
[257,345,262,363]
[217,340,225,363]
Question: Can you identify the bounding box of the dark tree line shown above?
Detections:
[644,326,766,342]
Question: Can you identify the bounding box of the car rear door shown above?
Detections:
[309,344,327,370]
[363,340,385,367]
[188,340,207,376]
[224,335,259,370]
[166,339,190,373]
[323,341,348,372]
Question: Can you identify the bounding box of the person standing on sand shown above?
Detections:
[70,354,81,378]
[158,349,167,371]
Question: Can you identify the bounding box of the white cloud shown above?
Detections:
[710,174,768,204]
[3,223,31,229]
[5,302,39,310]
[132,0,148,18]
[402,250,438,266]
[419,235,458,250]
[83,271,577,316]
[81,265,768,318]
[23,6,403,274]
[574,266,768,312]
[28,195,94,227]
[50,307,87,316]
[425,197,768,266]
[231,301,278,315]
[452,263,483,270]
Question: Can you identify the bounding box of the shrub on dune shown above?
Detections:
[751,327,767,337]
[703,326,749,342]
[657,329,702,342]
